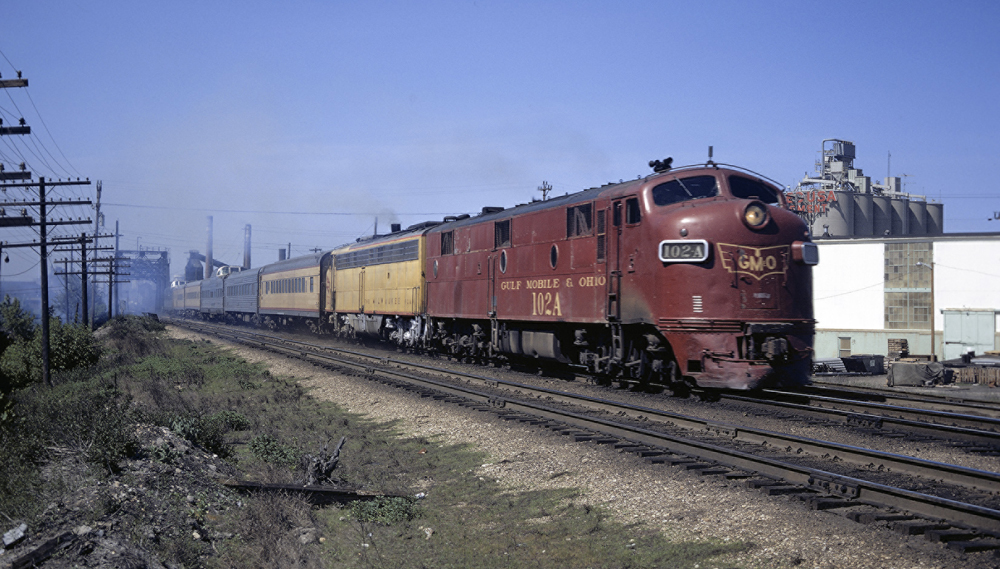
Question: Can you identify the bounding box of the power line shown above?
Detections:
[23,89,78,176]
[815,281,883,301]
[102,201,460,216]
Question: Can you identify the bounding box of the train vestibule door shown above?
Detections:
[358,269,366,313]
[487,254,497,318]
[606,200,624,322]
[487,253,500,355]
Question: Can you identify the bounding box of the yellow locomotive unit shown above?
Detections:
[329,226,430,346]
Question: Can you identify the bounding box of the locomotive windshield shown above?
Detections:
[651,175,718,206]
[727,175,780,204]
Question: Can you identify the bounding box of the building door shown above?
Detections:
[838,337,851,358]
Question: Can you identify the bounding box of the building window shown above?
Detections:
[884,242,932,330]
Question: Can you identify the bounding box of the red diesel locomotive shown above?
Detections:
[424,161,817,389]
[170,159,817,391]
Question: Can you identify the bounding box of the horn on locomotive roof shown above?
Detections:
[648,156,673,173]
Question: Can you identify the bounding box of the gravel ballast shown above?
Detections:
[168,326,994,568]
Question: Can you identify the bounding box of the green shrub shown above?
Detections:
[248,433,298,466]
[128,356,205,386]
[168,413,229,458]
[0,317,101,393]
[12,379,138,474]
[150,442,179,463]
[212,410,250,431]
[0,296,36,343]
[0,415,46,519]
[102,315,166,363]
[348,496,418,525]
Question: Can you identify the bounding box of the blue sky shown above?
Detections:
[1,0,998,282]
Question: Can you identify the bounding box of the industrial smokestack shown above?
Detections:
[243,224,252,269]
[205,216,213,279]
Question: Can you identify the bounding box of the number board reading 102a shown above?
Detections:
[658,239,709,263]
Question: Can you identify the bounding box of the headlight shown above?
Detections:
[743,201,769,229]
[792,241,819,265]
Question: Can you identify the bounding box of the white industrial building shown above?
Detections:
[812,234,1000,360]
[788,139,999,361]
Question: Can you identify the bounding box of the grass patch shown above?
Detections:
[0,318,750,568]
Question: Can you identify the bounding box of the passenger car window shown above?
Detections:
[728,175,780,204]
[651,175,718,206]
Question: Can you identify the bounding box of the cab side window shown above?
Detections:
[625,197,641,224]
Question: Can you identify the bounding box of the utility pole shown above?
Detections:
[92,180,101,327]
[538,181,552,201]
[0,179,93,386]
[113,220,120,318]
[39,178,51,384]
[56,252,128,323]
[0,72,94,384]
[80,233,88,327]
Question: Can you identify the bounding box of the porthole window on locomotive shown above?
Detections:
[652,175,718,207]
[728,175,779,204]
[499,250,508,273]
[550,244,558,268]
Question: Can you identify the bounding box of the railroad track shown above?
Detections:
[167,318,1000,552]
[803,382,1000,419]
[720,390,1000,451]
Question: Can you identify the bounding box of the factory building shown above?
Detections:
[812,234,1000,360]
[788,139,944,239]
[799,139,999,361]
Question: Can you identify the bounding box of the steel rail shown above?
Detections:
[721,392,1000,447]
[763,388,1000,428]
[190,322,1000,534]
[793,384,1000,420]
